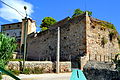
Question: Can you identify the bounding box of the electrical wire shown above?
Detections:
[0,0,25,17]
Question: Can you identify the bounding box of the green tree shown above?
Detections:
[72,8,92,17]
[40,17,57,31]
[0,33,17,68]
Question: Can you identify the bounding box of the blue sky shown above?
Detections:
[0,0,120,34]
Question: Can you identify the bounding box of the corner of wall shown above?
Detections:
[80,12,91,70]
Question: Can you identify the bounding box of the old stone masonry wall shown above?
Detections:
[27,14,87,61]
[86,16,120,61]
[27,12,120,70]
[8,61,71,73]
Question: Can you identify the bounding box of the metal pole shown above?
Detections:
[23,6,28,72]
[23,17,27,71]
[56,27,60,73]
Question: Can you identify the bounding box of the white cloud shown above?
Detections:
[0,0,33,22]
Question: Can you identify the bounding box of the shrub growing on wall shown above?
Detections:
[101,37,108,48]
[0,33,17,68]
[72,8,92,17]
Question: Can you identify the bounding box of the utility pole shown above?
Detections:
[23,6,28,72]
[56,27,60,73]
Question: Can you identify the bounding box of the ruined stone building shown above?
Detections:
[27,12,120,68]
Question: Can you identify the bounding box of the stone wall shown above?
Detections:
[27,12,120,70]
[7,61,71,73]
[83,61,120,80]
[27,14,86,61]
[86,15,120,61]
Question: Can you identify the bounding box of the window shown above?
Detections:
[17,24,20,27]
[9,26,11,28]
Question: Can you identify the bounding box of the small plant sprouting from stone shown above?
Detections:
[101,37,108,48]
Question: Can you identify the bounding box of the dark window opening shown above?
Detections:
[9,26,11,28]
[91,26,95,29]
[17,25,20,27]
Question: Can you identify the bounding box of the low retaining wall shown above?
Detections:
[7,61,71,73]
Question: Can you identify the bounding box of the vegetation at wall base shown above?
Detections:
[22,67,44,74]
[9,59,23,61]
[10,70,20,75]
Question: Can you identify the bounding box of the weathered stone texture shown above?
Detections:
[86,17,120,61]
[27,14,86,61]
[27,12,120,69]
[7,61,71,73]
[83,61,120,80]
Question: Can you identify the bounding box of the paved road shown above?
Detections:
[2,73,72,80]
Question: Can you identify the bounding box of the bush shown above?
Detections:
[22,68,31,74]
[22,67,44,74]
[34,67,44,74]
[9,59,23,61]
[101,37,108,47]
[0,33,17,68]
[11,70,20,75]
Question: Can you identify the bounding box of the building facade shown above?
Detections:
[1,18,36,52]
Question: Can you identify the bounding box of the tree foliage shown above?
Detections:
[0,33,17,68]
[72,8,92,17]
[40,17,57,31]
